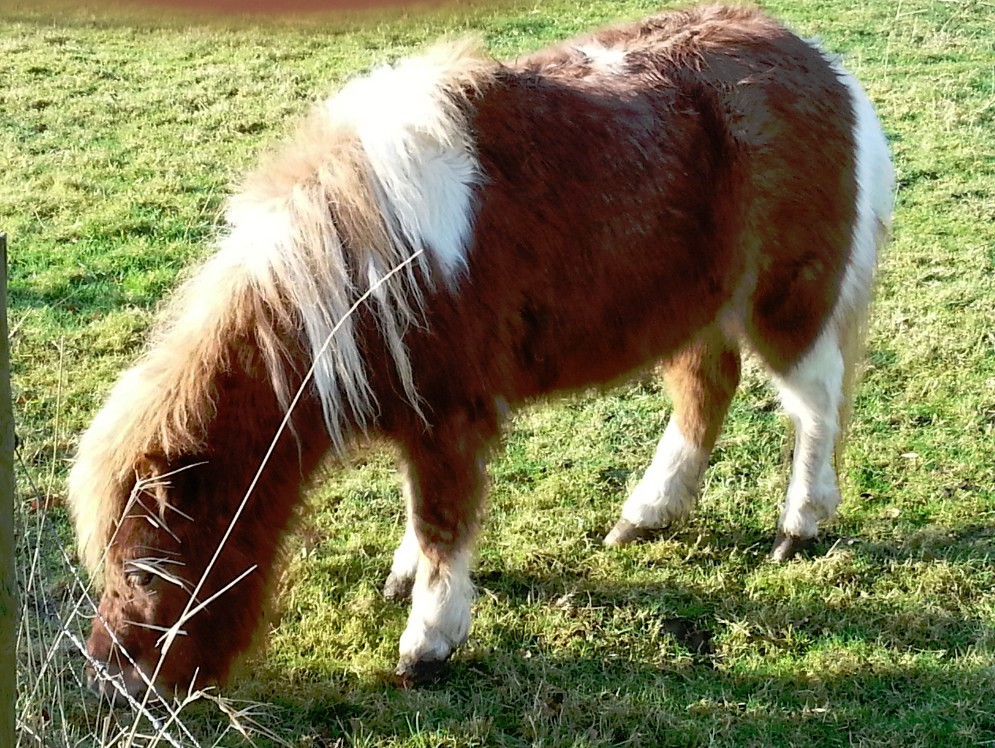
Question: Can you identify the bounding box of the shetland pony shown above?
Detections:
[68,5,894,700]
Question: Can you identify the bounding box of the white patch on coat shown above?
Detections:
[827,54,896,324]
[325,44,484,282]
[390,516,421,584]
[619,420,709,529]
[576,43,628,74]
[774,330,845,539]
[399,550,474,664]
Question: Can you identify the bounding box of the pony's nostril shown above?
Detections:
[86,658,162,708]
[85,665,100,695]
[86,660,130,705]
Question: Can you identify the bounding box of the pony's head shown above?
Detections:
[73,452,266,700]
[67,281,308,701]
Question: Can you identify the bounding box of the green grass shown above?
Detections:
[4,0,995,745]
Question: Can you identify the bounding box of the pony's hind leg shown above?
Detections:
[606,329,741,546]
[769,328,846,561]
[764,62,891,560]
[394,407,496,682]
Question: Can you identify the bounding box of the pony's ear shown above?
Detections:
[136,452,169,481]
[134,452,172,514]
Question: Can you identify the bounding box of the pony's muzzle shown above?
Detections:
[86,661,127,706]
[85,659,155,707]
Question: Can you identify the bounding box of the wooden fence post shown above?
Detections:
[0,232,16,745]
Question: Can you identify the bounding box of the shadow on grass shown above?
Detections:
[229,522,995,747]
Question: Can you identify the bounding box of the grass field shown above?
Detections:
[4,0,995,745]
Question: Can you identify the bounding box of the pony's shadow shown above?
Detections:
[233,521,995,745]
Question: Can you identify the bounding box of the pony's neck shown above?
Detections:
[192,327,333,539]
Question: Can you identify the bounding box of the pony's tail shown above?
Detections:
[835,287,870,457]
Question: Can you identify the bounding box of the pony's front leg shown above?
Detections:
[394,410,495,682]
[384,469,419,601]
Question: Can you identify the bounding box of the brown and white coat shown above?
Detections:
[68,5,894,700]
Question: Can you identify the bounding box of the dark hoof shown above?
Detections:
[395,657,450,688]
[383,573,414,602]
[603,519,664,547]
[769,532,815,562]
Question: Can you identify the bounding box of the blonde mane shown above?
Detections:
[68,39,499,577]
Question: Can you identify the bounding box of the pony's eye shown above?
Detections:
[125,569,155,588]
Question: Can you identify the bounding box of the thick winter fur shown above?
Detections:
[68,5,893,698]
